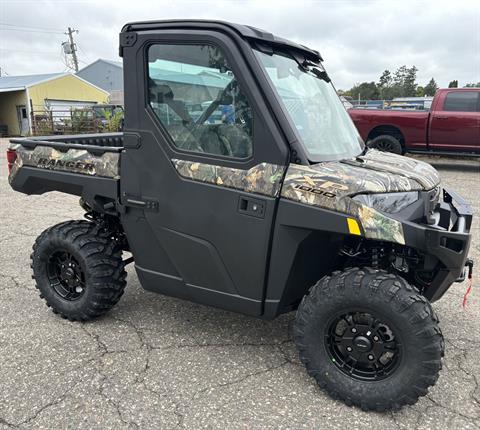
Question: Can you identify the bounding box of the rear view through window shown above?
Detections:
[147,43,253,159]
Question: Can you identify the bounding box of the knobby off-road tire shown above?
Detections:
[31,220,127,321]
[294,267,444,411]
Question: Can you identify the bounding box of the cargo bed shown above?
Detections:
[8,133,123,212]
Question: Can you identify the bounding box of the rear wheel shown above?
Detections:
[294,267,443,411]
[368,134,403,154]
[31,220,127,321]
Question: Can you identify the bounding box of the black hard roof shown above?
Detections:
[122,19,322,61]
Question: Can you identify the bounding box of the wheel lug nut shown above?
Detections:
[368,354,374,360]
[373,336,379,341]
[346,346,352,352]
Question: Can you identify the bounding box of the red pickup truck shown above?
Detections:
[349,88,480,156]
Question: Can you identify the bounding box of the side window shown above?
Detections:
[443,91,479,112]
[147,43,253,158]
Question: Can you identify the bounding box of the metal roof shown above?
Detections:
[0,73,66,91]
[77,59,123,73]
[102,59,123,68]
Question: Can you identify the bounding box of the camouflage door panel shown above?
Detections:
[172,159,285,197]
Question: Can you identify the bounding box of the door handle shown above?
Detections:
[435,115,449,119]
[124,194,159,211]
[238,196,265,218]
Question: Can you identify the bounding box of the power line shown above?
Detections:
[0,22,64,34]
[77,43,91,63]
[0,47,60,56]
[0,27,64,35]
[0,24,82,74]
[0,22,64,30]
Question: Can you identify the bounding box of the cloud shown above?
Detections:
[0,0,478,89]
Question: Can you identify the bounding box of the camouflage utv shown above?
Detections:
[7,20,473,411]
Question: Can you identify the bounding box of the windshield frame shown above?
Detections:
[252,46,364,163]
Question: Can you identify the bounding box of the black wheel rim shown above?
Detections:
[325,311,401,381]
[373,139,394,151]
[47,250,86,301]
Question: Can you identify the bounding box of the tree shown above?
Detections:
[378,70,393,99]
[464,82,480,88]
[404,66,418,96]
[387,65,418,97]
[448,80,458,88]
[378,69,393,87]
[416,86,425,97]
[349,82,380,101]
[393,65,407,89]
[424,78,439,96]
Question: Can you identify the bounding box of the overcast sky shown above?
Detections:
[0,0,479,90]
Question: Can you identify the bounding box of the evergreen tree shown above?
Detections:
[378,70,393,99]
[404,66,418,96]
[424,78,439,96]
[393,65,407,96]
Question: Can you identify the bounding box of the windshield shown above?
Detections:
[255,49,364,162]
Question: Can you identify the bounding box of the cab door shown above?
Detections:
[429,90,480,152]
[120,30,289,315]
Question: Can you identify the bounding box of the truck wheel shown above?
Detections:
[294,267,443,411]
[368,135,403,154]
[31,220,127,321]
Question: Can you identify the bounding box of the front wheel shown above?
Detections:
[294,267,443,411]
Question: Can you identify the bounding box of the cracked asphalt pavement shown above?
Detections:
[0,138,479,429]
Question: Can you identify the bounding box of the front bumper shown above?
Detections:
[402,187,473,302]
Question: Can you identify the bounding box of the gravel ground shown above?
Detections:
[0,137,479,429]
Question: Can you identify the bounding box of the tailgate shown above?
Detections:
[9,140,121,180]
[8,137,122,201]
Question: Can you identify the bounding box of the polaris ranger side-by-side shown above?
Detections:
[7,21,473,411]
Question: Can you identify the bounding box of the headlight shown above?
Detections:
[353,191,419,214]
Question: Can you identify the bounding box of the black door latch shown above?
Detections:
[238,196,265,218]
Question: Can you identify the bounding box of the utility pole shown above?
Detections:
[65,27,79,72]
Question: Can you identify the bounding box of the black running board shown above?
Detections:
[407,149,480,158]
